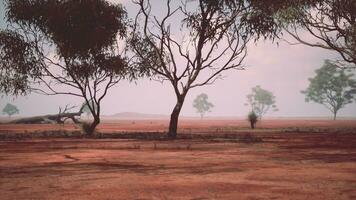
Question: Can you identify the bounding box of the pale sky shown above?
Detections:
[0,0,356,118]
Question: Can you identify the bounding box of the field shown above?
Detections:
[1,119,356,200]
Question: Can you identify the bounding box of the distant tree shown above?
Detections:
[247,111,258,129]
[0,0,146,135]
[245,86,278,119]
[2,103,19,118]
[302,60,356,120]
[193,93,214,119]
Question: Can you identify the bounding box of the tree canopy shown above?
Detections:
[193,93,214,119]
[2,103,19,117]
[0,0,143,135]
[246,86,278,119]
[263,0,356,66]
[130,0,288,137]
[302,60,356,120]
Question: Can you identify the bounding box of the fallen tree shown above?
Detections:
[10,112,82,124]
[10,105,82,124]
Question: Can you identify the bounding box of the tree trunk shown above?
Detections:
[250,121,255,129]
[333,111,337,120]
[86,116,100,136]
[11,112,82,124]
[168,97,184,138]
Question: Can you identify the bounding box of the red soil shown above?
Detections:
[1,119,356,200]
[1,119,355,133]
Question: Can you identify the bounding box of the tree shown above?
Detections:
[2,103,19,118]
[245,86,278,119]
[80,101,98,119]
[219,0,355,67]
[193,93,214,119]
[130,0,259,138]
[302,60,356,120]
[0,0,143,135]
[274,0,356,66]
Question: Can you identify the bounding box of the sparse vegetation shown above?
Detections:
[0,1,356,199]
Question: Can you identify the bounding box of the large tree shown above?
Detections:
[130,0,272,138]
[245,86,278,119]
[218,0,356,66]
[302,60,356,120]
[0,0,143,135]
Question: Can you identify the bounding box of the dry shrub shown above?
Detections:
[80,122,95,135]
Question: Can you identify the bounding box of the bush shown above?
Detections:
[80,122,95,135]
[248,111,258,129]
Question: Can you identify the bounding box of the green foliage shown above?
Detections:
[189,0,323,41]
[209,0,356,64]
[193,93,214,118]
[302,60,356,120]
[275,0,356,65]
[0,0,133,96]
[2,103,19,117]
[6,0,127,59]
[246,86,278,119]
[0,0,143,135]
[0,30,43,95]
[247,111,258,129]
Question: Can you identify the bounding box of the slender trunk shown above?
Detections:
[333,111,337,120]
[168,97,185,138]
[250,121,255,129]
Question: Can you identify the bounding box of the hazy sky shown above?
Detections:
[0,0,356,118]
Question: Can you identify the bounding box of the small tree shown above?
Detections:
[247,111,258,129]
[302,60,356,120]
[193,93,214,119]
[245,86,278,119]
[2,103,19,118]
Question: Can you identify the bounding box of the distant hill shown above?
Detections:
[103,112,169,120]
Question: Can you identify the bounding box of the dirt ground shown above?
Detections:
[1,119,356,200]
[1,118,356,133]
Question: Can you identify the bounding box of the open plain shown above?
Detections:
[1,119,356,200]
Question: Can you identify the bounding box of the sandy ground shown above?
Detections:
[1,120,356,200]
